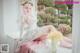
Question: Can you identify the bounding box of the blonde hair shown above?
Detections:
[20,0,33,6]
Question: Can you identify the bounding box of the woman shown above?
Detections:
[20,0,72,50]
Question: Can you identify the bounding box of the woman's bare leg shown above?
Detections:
[60,37,72,48]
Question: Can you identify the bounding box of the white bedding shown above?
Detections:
[57,46,72,53]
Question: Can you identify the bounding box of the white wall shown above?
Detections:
[3,0,20,38]
[73,4,80,53]
[2,0,20,53]
[0,0,5,44]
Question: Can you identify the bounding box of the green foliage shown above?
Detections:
[38,0,55,7]
[37,15,44,26]
[55,4,68,10]
[60,10,68,14]
[45,7,56,15]
[43,0,54,7]
[38,0,44,5]
[38,5,45,11]
[37,13,55,26]
[59,16,71,19]
[58,16,72,26]
[68,9,72,15]
[67,4,73,9]
[37,0,72,34]
[39,12,53,20]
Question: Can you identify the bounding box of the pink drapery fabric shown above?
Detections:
[19,43,35,53]
[17,36,72,53]
[18,35,47,53]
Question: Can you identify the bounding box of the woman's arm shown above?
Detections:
[41,25,57,33]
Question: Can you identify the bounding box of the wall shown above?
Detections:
[3,0,20,38]
[2,0,20,53]
[0,0,5,44]
[73,3,80,53]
